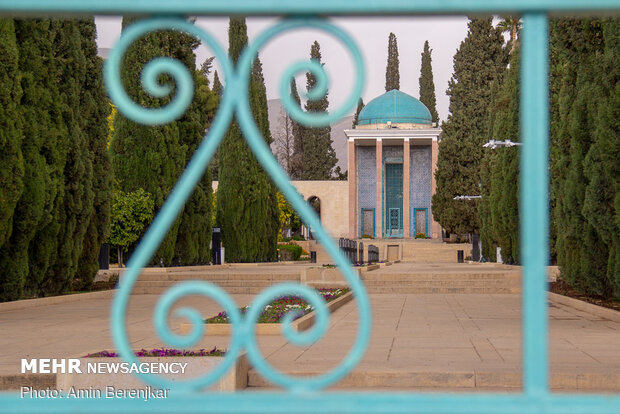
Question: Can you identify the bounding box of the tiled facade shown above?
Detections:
[346,131,441,239]
[410,146,432,236]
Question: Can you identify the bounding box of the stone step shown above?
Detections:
[366,286,520,294]
[360,272,520,281]
[137,272,301,281]
[132,286,267,295]
[361,279,519,288]
[133,280,299,289]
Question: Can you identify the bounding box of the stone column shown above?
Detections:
[376,138,383,239]
[402,138,410,238]
[430,138,441,239]
[348,139,357,239]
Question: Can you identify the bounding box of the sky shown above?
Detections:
[95,16,472,123]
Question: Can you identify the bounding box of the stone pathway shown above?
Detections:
[1,283,619,391]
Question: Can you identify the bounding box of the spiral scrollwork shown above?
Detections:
[108,16,371,393]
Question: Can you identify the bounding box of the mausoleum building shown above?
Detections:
[345,90,442,239]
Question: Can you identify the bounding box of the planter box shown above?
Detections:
[181,291,353,336]
[57,353,249,392]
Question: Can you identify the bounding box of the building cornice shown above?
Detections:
[345,128,442,141]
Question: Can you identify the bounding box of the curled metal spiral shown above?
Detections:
[106,17,370,393]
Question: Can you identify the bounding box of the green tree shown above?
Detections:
[385,32,400,92]
[352,97,364,128]
[550,18,619,298]
[480,47,521,264]
[432,18,508,235]
[216,17,279,262]
[0,19,23,255]
[289,78,304,180]
[107,187,154,267]
[173,68,218,265]
[212,70,223,97]
[112,17,189,266]
[301,41,337,180]
[74,19,113,290]
[419,40,439,124]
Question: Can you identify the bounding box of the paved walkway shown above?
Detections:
[1,284,619,390]
[252,293,620,390]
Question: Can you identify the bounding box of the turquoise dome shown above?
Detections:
[357,90,432,126]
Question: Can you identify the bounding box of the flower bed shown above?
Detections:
[205,288,349,324]
[58,348,248,392]
[85,347,225,358]
[179,288,353,336]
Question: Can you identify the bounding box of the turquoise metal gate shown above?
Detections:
[1,1,619,413]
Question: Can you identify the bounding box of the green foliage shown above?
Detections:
[479,47,520,264]
[415,233,427,239]
[0,19,23,253]
[107,187,154,265]
[112,17,217,266]
[216,17,279,262]
[419,40,439,124]
[362,234,373,239]
[0,19,25,301]
[550,18,619,298]
[385,32,400,92]
[278,243,302,261]
[289,78,304,179]
[300,41,337,180]
[0,18,111,301]
[212,70,222,97]
[173,69,217,265]
[75,19,113,290]
[352,97,364,128]
[432,18,508,235]
[277,192,301,240]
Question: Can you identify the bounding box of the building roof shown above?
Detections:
[357,90,432,126]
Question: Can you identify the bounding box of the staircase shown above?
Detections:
[127,265,302,295]
[360,263,521,294]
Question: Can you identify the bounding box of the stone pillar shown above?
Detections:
[376,138,383,239]
[348,139,357,239]
[402,138,410,238]
[430,138,441,239]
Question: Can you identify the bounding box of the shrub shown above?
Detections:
[415,233,427,239]
[362,234,373,239]
[281,236,291,242]
[292,235,305,241]
[279,243,302,261]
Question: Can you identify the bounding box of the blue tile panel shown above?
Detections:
[410,145,431,236]
[357,146,376,212]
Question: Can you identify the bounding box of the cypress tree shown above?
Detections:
[432,18,508,235]
[216,17,278,262]
[301,41,337,180]
[0,19,23,255]
[419,40,439,124]
[74,19,113,290]
[212,70,223,97]
[173,68,218,265]
[0,19,64,300]
[289,78,304,180]
[550,18,619,298]
[385,32,400,92]
[352,97,364,128]
[481,47,521,264]
[112,17,187,266]
[209,69,222,180]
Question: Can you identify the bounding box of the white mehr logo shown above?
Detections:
[21,359,82,374]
